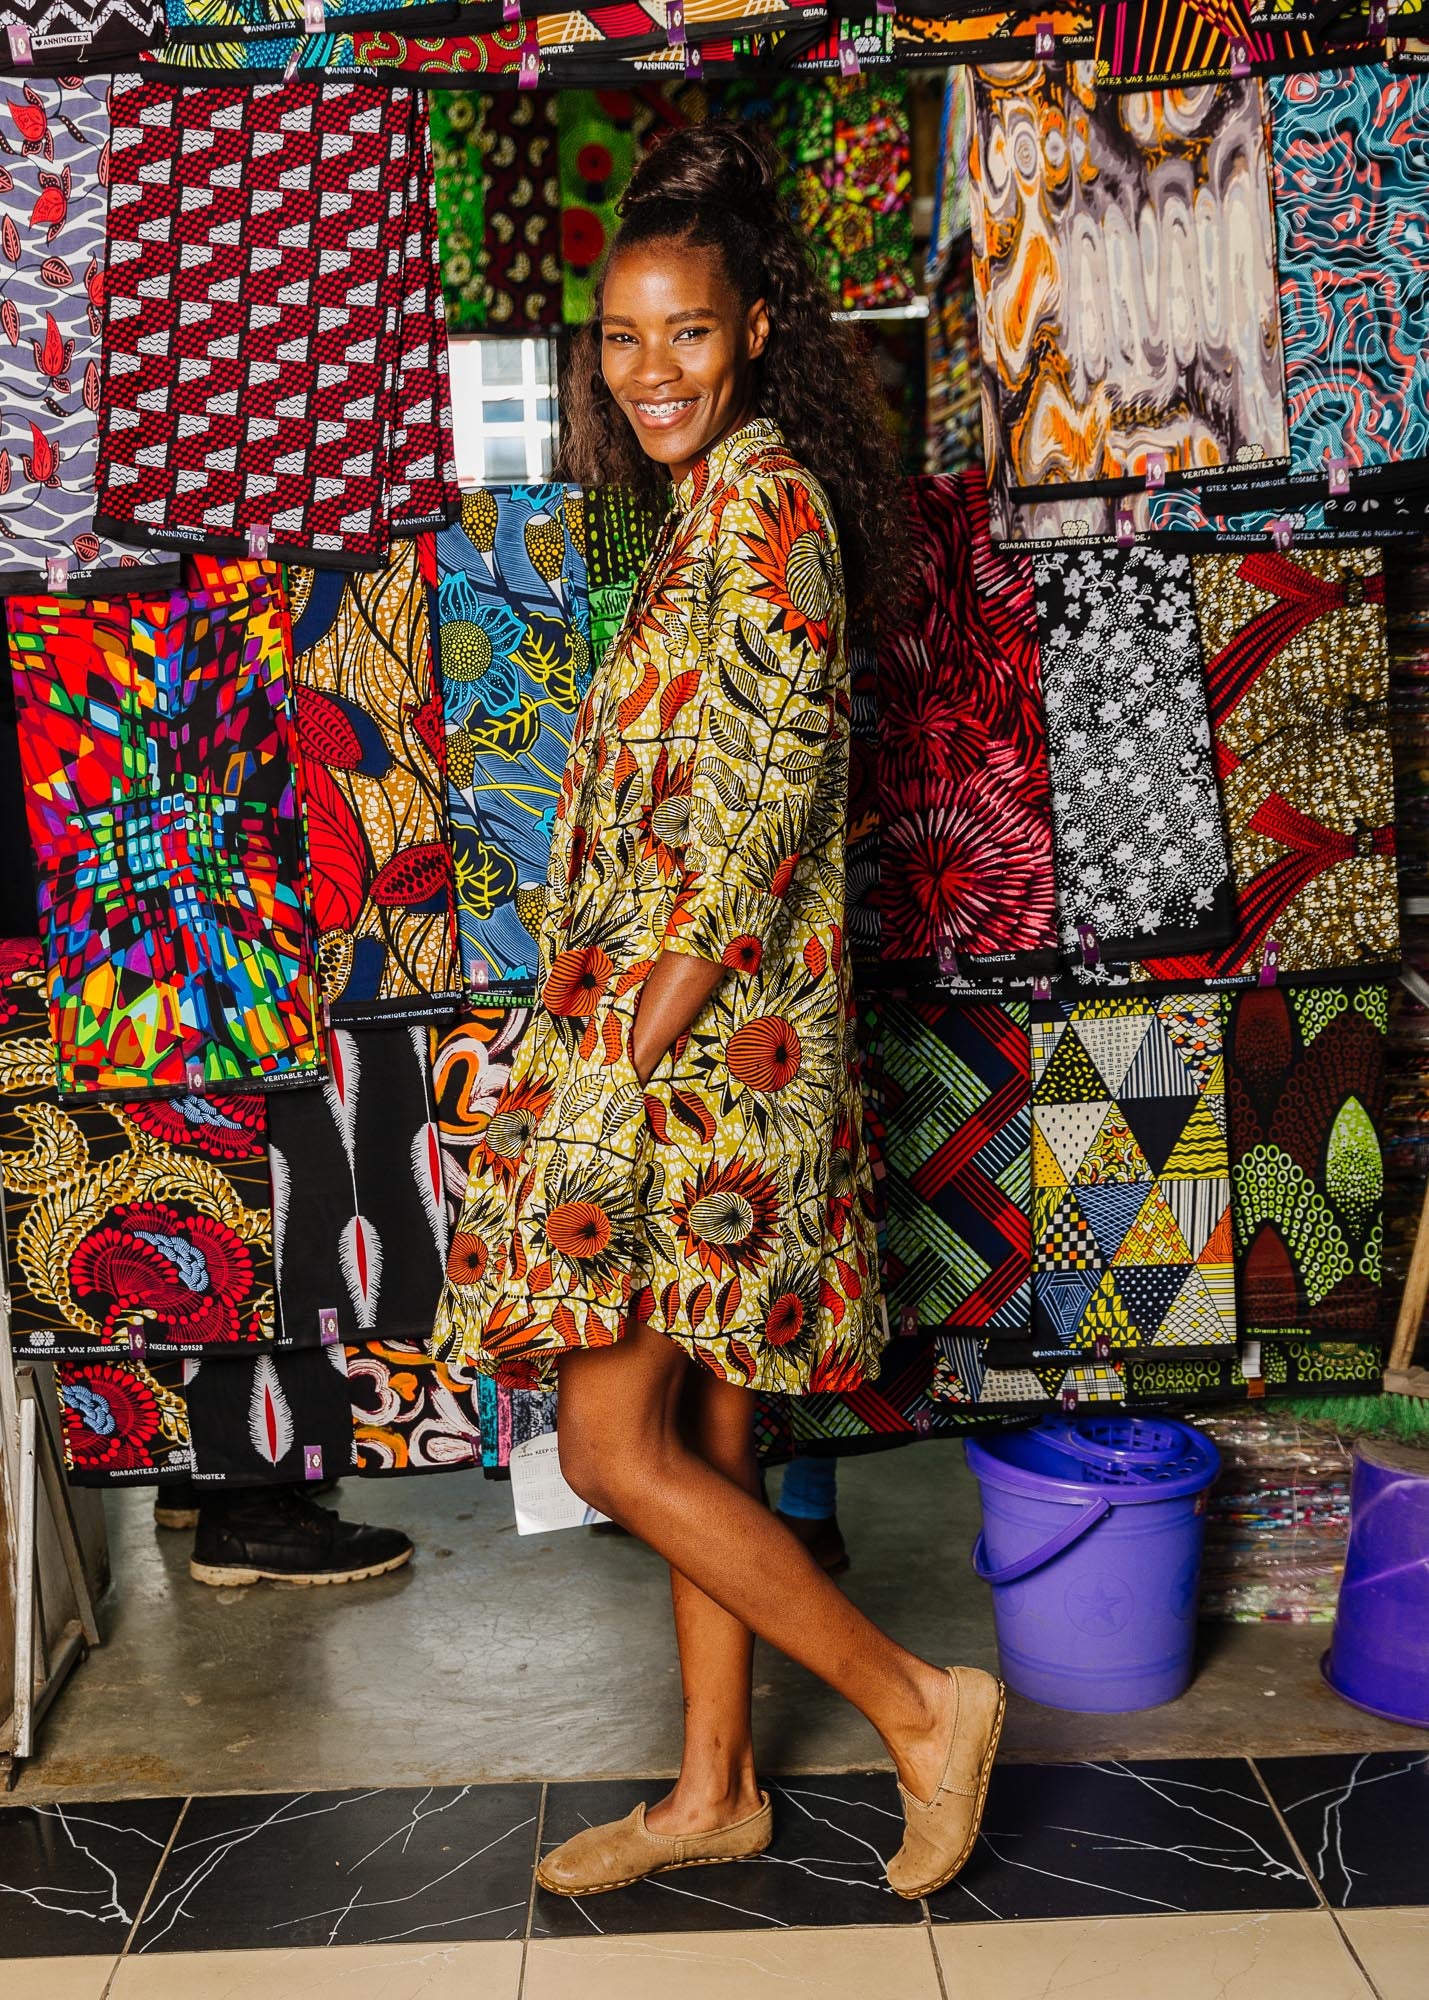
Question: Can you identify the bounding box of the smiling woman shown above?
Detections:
[433,123,1004,1912]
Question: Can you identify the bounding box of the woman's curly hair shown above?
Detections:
[556,122,906,623]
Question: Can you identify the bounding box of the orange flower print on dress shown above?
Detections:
[433,420,883,1396]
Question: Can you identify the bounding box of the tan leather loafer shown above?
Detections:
[536,1793,774,1898]
[886,1666,1005,1900]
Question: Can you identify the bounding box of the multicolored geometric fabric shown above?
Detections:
[435,420,882,1396]
[0,0,161,71]
[1143,549,1397,982]
[894,10,1093,65]
[164,0,456,34]
[0,938,276,1358]
[1226,983,1387,1340]
[926,243,983,480]
[287,540,461,1023]
[6,569,324,1099]
[1034,546,1233,962]
[1268,67,1429,496]
[586,487,666,669]
[931,1336,1126,1413]
[1031,995,1238,1357]
[438,484,591,1002]
[267,1023,447,1345]
[94,77,457,568]
[969,64,1288,542]
[0,76,164,590]
[1125,1336,1382,1408]
[881,996,1032,1340]
[431,90,487,334]
[789,77,916,315]
[1093,0,1314,86]
[877,472,1056,974]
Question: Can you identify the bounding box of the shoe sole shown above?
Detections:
[188,1547,413,1588]
[536,1844,771,1899]
[154,1508,200,1531]
[890,1678,1008,1901]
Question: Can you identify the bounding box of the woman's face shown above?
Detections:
[600,237,769,483]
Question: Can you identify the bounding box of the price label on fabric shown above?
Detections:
[1326,455,1350,497]
[1143,451,1167,491]
[185,1063,206,1096]
[5,23,33,60]
[318,1308,340,1346]
[503,0,520,17]
[304,1445,325,1480]
[1229,38,1250,76]
[302,0,324,28]
[1033,19,1054,56]
[509,1435,609,1535]
[666,0,685,46]
[45,556,70,593]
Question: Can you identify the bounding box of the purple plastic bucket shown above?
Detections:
[966,1417,1220,1713]
[1323,1437,1429,1728]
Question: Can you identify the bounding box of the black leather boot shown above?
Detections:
[190,1485,413,1587]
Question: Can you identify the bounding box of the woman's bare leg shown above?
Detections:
[646,1370,763,1835]
[559,1320,956,1805]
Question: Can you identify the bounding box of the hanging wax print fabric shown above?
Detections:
[55,1355,192,1482]
[0,939,276,1358]
[968,63,1288,543]
[345,1338,486,1475]
[285,541,461,1024]
[94,78,456,568]
[1225,983,1387,1339]
[182,1344,358,1486]
[431,90,487,333]
[1125,1335,1383,1408]
[894,10,1094,67]
[267,1022,446,1345]
[880,996,1032,1342]
[0,0,161,71]
[1034,545,1233,962]
[1142,548,1397,982]
[1093,0,1314,86]
[1267,68,1429,502]
[829,74,916,314]
[585,487,666,668]
[877,471,1057,978]
[478,89,563,333]
[5,568,323,1099]
[438,484,591,1003]
[0,75,170,592]
[1031,994,1238,1357]
[558,86,692,325]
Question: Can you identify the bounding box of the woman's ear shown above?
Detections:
[747,297,771,362]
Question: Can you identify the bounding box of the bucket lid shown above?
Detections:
[965,1415,1220,1504]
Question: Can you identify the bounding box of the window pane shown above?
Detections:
[481,341,525,386]
[484,433,530,478]
[482,398,525,424]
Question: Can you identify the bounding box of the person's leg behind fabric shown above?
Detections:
[548,1317,1002,1899]
[776,1453,848,1575]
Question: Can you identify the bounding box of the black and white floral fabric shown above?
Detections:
[1034,547,1234,964]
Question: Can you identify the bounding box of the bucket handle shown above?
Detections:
[971,1494,1112,1587]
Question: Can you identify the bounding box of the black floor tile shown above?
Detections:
[1256,1751,1429,1908]
[131,1784,541,1951]
[928,1758,1317,1923]
[532,1772,922,1936]
[0,1797,183,1957]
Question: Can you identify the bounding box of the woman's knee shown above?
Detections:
[556,1423,616,1513]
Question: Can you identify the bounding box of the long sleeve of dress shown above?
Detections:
[663,469,850,977]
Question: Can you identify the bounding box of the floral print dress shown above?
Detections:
[433,420,884,1395]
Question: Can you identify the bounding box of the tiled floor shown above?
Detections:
[1,1754,1424,1997]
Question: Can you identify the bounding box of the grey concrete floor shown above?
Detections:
[15,1447,1423,1803]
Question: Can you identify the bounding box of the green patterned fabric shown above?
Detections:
[585,487,666,668]
[430,93,486,334]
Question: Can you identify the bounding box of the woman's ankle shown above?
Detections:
[647,1766,763,1833]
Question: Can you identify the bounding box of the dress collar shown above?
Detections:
[673,416,783,515]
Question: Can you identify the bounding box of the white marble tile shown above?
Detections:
[107,1939,523,1999]
[934,1910,1375,1999]
[522,1925,943,2000]
[1337,1907,1429,2000]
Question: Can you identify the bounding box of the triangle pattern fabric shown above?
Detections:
[1033,1027,1109,1105]
[1078,1268,1140,1349]
[1114,1183,1193,1267]
[1119,1093,1199,1179]
[1081,1105,1155,1186]
[1113,1263,1193,1344]
[1163,1178,1226,1260]
[1121,1017,1200,1100]
[1077,1182,1151,1264]
[1162,1095,1230,1180]
[1036,1266,1099,1345]
[1038,1188,1104,1272]
[1159,1266,1229,1347]
[1030,1121,1067,1191]
[1071,1013,1151,1096]
[1034,1101,1109,1183]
